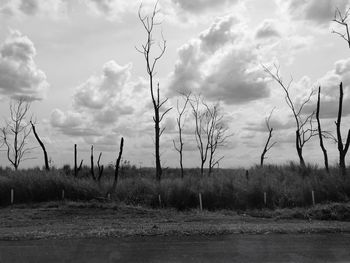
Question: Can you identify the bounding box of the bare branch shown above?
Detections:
[332,7,350,48]
[263,64,316,167]
[138,2,168,181]
[1,99,33,170]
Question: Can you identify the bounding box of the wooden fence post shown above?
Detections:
[199,193,203,211]
[158,194,162,208]
[311,190,315,206]
[11,188,14,205]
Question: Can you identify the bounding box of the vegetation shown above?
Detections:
[1,164,350,211]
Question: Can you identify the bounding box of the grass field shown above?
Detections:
[0,163,350,210]
[1,201,350,240]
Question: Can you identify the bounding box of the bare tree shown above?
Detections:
[260,108,276,166]
[1,99,33,170]
[264,65,317,168]
[137,2,171,181]
[190,95,210,176]
[316,86,329,173]
[74,144,83,177]
[335,82,350,176]
[97,152,104,182]
[108,137,124,195]
[173,92,191,179]
[30,121,49,171]
[332,7,350,48]
[90,145,96,180]
[190,95,229,176]
[205,103,230,176]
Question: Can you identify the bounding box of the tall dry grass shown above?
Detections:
[0,168,102,206]
[0,163,349,210]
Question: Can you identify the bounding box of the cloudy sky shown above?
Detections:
[0,0,350,169]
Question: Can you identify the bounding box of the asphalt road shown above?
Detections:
[0,233,349,262]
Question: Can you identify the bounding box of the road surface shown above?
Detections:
[0,233,349,262]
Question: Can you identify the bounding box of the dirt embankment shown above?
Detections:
[1,202,350,240]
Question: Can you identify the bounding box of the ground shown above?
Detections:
[1,201,350,240]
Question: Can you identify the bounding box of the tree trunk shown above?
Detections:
[155,107,162,182]
[296,131,306,168]
[110,137,124,194]
[336,82,350,177]
[260,128,273,167]
[31,122,50,171]
[90,145,95,180]
[179,150,184,179]
[74,144,77,177]
[340,153,347,176]
[316,86,329,173]
[200,160,205,176]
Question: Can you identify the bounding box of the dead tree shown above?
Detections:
[332,7,350,48]
[1,99,32,170]
[260,108,276,166]
[90,145,96,180]
[264,65,317,168]
[205,103,229,176]
[335,82,350,176]
[30,121,49,171]
[74,144,83,177]
[137,3,171,181]
[190,95,210,176]
[316,86,329,173]
[190,96,229,176]
[109,137,124,195]
[173,92,191,179]
[97,152,104,182]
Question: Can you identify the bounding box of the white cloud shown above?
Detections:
[303,57,350,118]
[199,15,241,52]
[50,60,151,153]
[0,30,48,100]
[168,15,270,104]
[74,61,132,110]
[73,61,135,126]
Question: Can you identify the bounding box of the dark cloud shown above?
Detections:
[50,109,101,137]
[0,0,68,18]
[19,0,39,15]
[255,20,281,39]
[89,0,113,14]
[279,0,349,25]
[245,118,294,132]
[171,0,239,14]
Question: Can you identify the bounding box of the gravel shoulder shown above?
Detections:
[1,201,350,240]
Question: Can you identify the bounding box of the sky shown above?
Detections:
[0,0,350,169]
